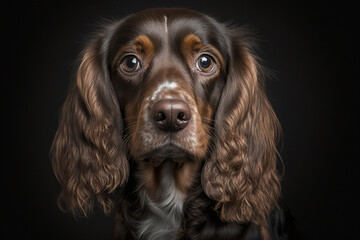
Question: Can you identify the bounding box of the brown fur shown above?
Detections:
[202,31,281,229]
[51,36,129,216]
[51,8,284,239]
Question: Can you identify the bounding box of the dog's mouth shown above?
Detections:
[141,143,191,167]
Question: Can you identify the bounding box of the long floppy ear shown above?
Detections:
[51,30,129,216]
[202,29,281,227]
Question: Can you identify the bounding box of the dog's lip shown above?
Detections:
[140,143,191,163]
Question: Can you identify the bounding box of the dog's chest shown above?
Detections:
[138,163,185,240]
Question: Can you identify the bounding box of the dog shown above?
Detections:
[51,8,299,240]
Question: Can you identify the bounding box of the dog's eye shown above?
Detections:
[196,55,216,73]
[121,55,142,72]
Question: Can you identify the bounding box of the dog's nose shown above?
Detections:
[152,99,191,132]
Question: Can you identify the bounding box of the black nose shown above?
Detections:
[152,99,191,132]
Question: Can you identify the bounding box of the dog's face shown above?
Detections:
[109,9,227,163]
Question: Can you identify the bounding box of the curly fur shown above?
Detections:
[202,31,281,227]
[51,8,299,240]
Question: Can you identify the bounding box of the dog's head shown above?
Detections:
[110,9,227,164]
[51,8,281,225]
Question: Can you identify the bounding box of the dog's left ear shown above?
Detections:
[202,28,281,227]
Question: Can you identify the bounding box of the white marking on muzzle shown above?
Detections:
[151,81,179,101]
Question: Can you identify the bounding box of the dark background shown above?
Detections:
[4,0,359,239]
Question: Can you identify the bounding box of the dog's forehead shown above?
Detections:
[111,8,226,52]
[128,8,207,34]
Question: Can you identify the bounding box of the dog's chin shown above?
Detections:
[142,144,191,167]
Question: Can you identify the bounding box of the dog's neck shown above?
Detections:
[136,160,200,240]
[136,160,200,201]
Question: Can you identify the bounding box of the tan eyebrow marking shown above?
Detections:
[181,34,225,72]
[112,35,154,69]
[134,35,155,57]
[181,34,204,62]
[182,34,203,53]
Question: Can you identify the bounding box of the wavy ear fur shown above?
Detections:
[51,30,129,216]
[202,28,281,229]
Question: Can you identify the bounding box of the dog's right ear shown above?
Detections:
[51,29,129,216]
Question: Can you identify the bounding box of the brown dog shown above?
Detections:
[51,8,298,240]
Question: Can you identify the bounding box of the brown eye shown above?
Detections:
[121,55,141,72]
[196,55,216,73]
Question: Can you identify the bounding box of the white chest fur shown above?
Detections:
[138,163,185,240]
